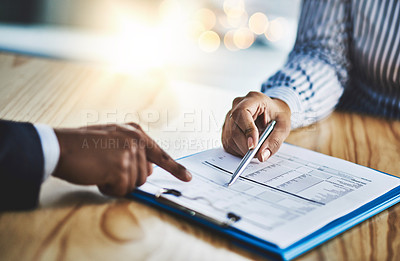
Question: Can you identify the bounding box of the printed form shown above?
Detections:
[139,143,400,249]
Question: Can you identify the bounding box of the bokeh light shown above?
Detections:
[100,1,292,70]
[224,30,239,51]
[227,11,248,28]
[265,18,284,42]
[195,8,216,31]
[249,12,269,35]
[159,0,182,20]
[218,15,230,29]
[233,27,254,49]
[223,0,245,18]
[187,20,206,39]
[198,30,220,52]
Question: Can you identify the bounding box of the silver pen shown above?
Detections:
[227,120,276,187]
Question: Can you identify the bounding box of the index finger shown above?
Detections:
[144,135,192,182]
[118,124,192,182]
[231,100,265,149]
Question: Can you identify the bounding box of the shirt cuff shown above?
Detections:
[263,86,303,114]
[33,124,60,182]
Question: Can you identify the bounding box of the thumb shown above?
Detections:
[255,119,289,162]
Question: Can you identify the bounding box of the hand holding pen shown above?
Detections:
[221,91,291,169]
[228,120,276,186]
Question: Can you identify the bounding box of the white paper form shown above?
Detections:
[139,143,400,249]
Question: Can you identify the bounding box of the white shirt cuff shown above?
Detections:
[33,124,60,182]
[263,86,303,114]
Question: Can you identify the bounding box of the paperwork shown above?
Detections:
[139,143,400,249]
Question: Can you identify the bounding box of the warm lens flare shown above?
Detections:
[249,12,269,35]
[224,30,239,51]
[187,20,206,39]
[104,3,192,74]
[227,11,248,28]
[265,18,285,42]
[159,0,182,19]
[198,30,220,52]
[223,0,245,18]
[195,8,216,31]
[88,1,290,70]
[233,27,254,49]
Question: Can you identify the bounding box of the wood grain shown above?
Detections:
[0,52,399,261]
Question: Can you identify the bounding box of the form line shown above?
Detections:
[203,161,325,206]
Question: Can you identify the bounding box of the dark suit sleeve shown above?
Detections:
[0,120,44,211]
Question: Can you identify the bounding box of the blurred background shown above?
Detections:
[0,0,300,92]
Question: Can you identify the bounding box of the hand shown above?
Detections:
[222,91,291,162]
[53,123,192,197]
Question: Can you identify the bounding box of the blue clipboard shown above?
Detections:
[127,182,400,260]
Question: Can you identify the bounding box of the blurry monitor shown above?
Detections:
[0,0,41,24]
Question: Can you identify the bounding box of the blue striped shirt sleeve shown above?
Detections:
[261,0,352,128]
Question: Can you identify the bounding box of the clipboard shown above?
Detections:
[127,145,400,260]
[128,185,400,260]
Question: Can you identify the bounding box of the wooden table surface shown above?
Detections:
[0,52,399,261]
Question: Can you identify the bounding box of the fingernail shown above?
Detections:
[186,170,192,180]
[247,137,254,149]
[262,149,271,161]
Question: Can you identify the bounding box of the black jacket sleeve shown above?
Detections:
[0,120,44,211]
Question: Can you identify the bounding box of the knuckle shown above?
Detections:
[129,122,143,132]
[129,142,138,154]
[120,123,143,136]
[269,137,282,153]
[232,97,242,106]
[128,122,140,128]
[230,109,240,119]
[115,151,131,172]
[246,91,260,98]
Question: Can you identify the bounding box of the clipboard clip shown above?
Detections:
[156,188,241,227]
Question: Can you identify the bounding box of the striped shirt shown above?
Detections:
[261,0,400,128]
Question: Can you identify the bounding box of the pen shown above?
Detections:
[227,120,276,187]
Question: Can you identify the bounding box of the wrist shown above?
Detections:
[272,98,291,114]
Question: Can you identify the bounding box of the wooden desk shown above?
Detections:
[0,52,399,260]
